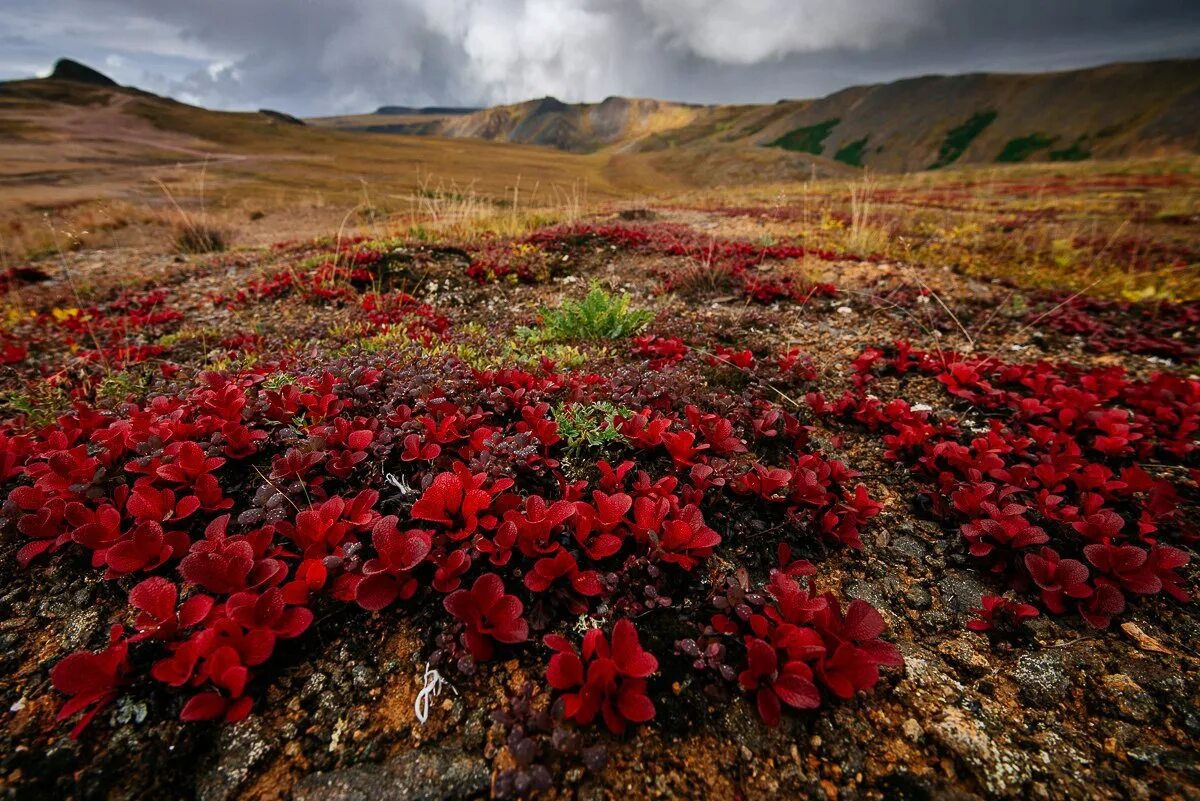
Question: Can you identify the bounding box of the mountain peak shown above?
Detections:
[50,58,117,87]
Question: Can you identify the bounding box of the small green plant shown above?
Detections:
[554,400,632,454]
[97,370,151,405]
[530,282,652,341]
[1,385,70,428]
[262,372,297,391]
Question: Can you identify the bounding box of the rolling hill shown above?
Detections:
[312,59,1200,170]
[0,60,851,235]
[313,96,705,153]
[2,56,1197,259]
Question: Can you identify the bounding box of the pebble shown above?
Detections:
[904,585,932,610]
[1096,674,1157,724]
[196,719,274,801]
[936,637,991,677]
[901,718,923,741]
[292,745,489,801]
[937,571,989,615]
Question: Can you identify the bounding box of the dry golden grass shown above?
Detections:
[678,156,1200,300]
[1,79,1197,304]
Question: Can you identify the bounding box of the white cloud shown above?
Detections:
[636,0,940,63]
[0,0,1195,114]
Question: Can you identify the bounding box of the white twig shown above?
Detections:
[386,472,417,495]
[414,663,456,725]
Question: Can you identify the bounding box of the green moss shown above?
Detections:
[834,136,869,167]
[996,133,1058,163]
[930,111,997,169]
[96,370,152,405]
[768,119,840,154]
[1049,137,1092,162]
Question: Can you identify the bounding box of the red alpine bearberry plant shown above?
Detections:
[444,573,531,661]
[0,223,911,794]
[544,619,658,734]
[823,341,1196,633]
[966,595,1041,635]
[678,551,903,728]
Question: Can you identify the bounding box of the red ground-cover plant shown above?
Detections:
[679,547,903,727]
[0,285,189,386]
[1068,234,1200,274]
[49,625,130,738]
[820,341,1197,629]
[1,263,897,747]
[1029,292,1200,363]
[966,595,1040,634]
[444,573,530,661]
[544,618,658,735]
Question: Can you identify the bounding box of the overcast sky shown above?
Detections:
[2,1,1199,116]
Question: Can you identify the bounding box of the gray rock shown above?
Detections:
[301,672,328,701]
[890,535,928,562]
[58,607,101,649]
[1125,660,1185,698]
[844,580,889,612]
[292,745,489,801]
[1012,651,1070,708]
[1096,674,1157,724]
[929,707,1031,798]
[938,572,989,615]
[904,585,932,610]
[936,637,991,677]
[197,719,274,801]
[350,664,378,690]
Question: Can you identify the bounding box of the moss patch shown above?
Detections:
[768,119,839,154]
[834,136,869,167]
[996,133,1058,163]
[930,111,997,169]
[1050,137,1092,162]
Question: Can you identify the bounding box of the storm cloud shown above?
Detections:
[2,0,1199,116]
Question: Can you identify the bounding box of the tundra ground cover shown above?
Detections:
[0,163,1198,800]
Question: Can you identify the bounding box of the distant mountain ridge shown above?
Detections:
[374,106,479,116]
[312,59,1200,170]
[6,57,1198,182]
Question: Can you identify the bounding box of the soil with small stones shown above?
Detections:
[1,208,1198,801]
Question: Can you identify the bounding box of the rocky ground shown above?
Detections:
[0,197,1197,800]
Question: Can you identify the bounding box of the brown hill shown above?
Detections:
[0,63,849,256]
[312,95,704,154]
[313,59,1200,169]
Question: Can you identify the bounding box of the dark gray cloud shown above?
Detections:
[1,0,1198,116]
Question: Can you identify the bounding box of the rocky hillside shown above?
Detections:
[312,96,704,154]
[315,59,1200,169]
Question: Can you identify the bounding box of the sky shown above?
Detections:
[2,0,1199,117]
